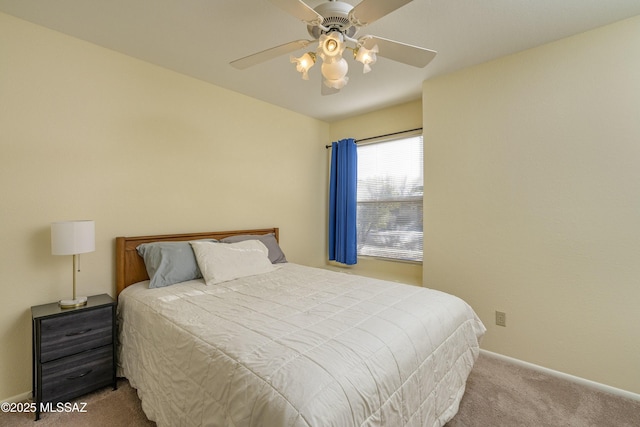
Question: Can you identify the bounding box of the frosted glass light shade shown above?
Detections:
[321,57,349,89]
[318,33,345,62]
[321,58,348,80]
[51,220,95,255]
[356,44,378,73]
[291,52,316,80]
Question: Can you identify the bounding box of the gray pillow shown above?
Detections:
[220,233,287,264]
[136,239,217,288]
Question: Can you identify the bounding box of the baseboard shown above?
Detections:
[1,390,31,403]
[480,349,640,402]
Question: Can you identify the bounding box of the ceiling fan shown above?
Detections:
[230,0,436,94]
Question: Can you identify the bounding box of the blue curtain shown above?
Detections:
[329,138,358,265]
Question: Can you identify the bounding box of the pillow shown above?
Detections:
[220,233,287,263]
[190,240,277,286]
[136,239,216,288]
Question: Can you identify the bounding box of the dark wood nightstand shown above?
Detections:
[31,294,117,420]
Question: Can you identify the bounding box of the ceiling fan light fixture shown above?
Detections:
[321,56,349,89]
[231,0,436,95]
[321,57,348,79]
[323,75,349,90]
[318,32,345,62]
[355,43,378,73]
[291,52,316,80]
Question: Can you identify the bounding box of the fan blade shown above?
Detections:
[230,40,314,70]
[349,0,413,27]
[361,36,436,68]
[269,0,324,25]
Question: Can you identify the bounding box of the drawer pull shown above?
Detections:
[65,328,93,337]
[66,369,93,380]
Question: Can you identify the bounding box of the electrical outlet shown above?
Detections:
[495,311,506,327]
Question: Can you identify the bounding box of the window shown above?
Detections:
[356,134,423,262]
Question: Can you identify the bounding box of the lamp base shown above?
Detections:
[59,296,88,309]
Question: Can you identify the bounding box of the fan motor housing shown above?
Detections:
[307,1,358,39]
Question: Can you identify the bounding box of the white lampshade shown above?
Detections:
[51,220,95,255]
[51,220,95,308]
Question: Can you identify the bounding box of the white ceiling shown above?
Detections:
[2,0,639,122]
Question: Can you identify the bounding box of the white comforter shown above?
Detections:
[117,263,485,427]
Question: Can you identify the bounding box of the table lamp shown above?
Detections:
[51,220,95,308]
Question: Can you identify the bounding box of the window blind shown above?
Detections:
[356,135,423,262]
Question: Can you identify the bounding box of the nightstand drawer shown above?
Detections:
[41,345,113,403]
[40,306,112,362]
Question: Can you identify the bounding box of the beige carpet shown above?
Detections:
[2,352,639,426]
[0,379,153,427]
[444,353,640,427]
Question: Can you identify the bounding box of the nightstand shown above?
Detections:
[31,294,117,420]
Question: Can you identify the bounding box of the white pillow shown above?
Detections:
[190,240,277,285]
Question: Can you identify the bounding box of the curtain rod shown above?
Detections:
[325,127,422,149]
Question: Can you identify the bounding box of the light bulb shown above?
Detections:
[318,33,345,62]
[325,39,338,53]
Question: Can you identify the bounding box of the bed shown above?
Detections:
[115,228,485,427]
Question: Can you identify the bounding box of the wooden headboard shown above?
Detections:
[115,228,279,296]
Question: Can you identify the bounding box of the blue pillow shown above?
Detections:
[136,239,216,288]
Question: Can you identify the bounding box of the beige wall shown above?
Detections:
[423,16,640,394]
[0,13,329,400]
[3,7,638,402]
[328,100,423,286]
